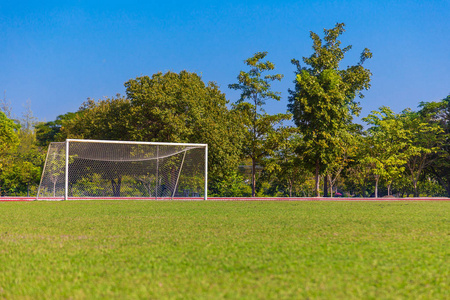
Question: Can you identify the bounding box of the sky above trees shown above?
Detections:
[1,0,449,123]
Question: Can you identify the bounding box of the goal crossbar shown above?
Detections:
[65,139,208,147]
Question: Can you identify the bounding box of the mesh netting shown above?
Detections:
[37,141,206,199]
[37,142,66,198]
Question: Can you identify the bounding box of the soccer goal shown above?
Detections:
[37,139,208,200]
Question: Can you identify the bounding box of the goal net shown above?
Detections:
[37,139,207,200]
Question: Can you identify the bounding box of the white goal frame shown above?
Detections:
[37,139,208,200]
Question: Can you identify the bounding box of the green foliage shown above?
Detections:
[400,109,444,197]
[264,131,312,197]
[3,28,448,198]
[125,71,245,192]
[62,96,133,141]
[0,111,19,152]
[0,112,20,195]
[361,105,446,197]
[0,110,44,196]
[419,95,450,196]
[210,170,251,197]
[59,71,245,194]
[0,201,448,298]
[289,22,372,196]
[35,112,79,146]
[229,51,283,107]
[324,126,360,196]
[343,159,373,197]
[362,107,408,197]
[229,52,291,196]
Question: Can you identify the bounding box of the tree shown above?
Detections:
[324,125,360,197]
[17,100,37,153]
[0,91,13,119]
[288,23,372,197]
[62,95,133,141]
[401,109,445,197]
[0,103,45,196]
[419,96,450,197]
[211,170,252,197]
[36,112,78,146]
[229,52,291,197]
[0,111,20,195]
[0,111,19,153]
[343,154,373,197]
[125,71,245,193]
[17,101,44,196]
[264,131,311,197]
[363,106,445,197]
[61,71,245,195]
[363,107,408,197]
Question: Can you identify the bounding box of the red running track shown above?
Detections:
[1,197,449,202]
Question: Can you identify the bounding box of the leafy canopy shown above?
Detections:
[288,22,372,196]
[60,71,245,193]
[229,52,291,196]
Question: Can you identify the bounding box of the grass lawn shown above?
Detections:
[0,201,448,299]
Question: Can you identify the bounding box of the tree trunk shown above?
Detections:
[53,180,56,197]
[408,162,425,198]
[111,177,122,197]
[288,179,293,197]
[251,157,256,197]
[413,179,419,197]
[315,159,320,197]
[252,93,258,198]
[323,174,328,197]
[374,175,379,198]
[387,182,391,196]
[328,175,334,197]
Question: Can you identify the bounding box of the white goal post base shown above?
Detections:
[37,139,208,200]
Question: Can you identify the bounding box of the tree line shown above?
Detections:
[1,23,449,197]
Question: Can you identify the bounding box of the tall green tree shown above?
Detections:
[61,71,245,194]
[420,95,450,196]
[324,125,360,197]
[288,23,372,196]
[401,109,444,197]
[0,111,20,195]
[229,52,291,197]
[264,131,310,197]
[363,107,408,197]
[17,101,44,196]
[363,106,445,197]
[0,103,45,196]
[125,71,245,191]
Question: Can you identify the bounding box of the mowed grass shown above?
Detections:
[0,201,448,299]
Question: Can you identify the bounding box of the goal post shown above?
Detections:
[37,139,208,200]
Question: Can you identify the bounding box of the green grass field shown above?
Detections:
[0,201,448,299]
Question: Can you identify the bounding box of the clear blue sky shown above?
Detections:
[1,0,449,125]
